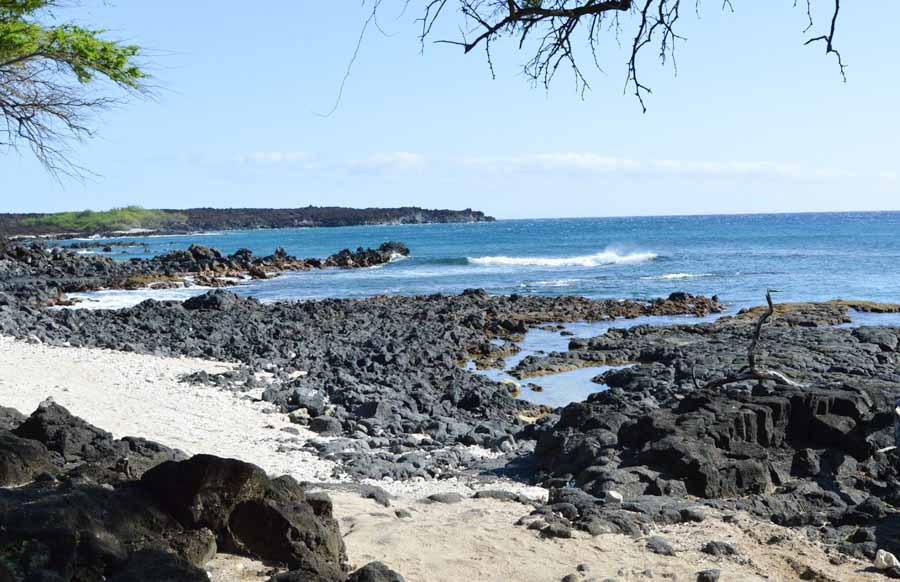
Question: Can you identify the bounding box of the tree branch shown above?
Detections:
[804,0,846,82]
[698,289,804,390]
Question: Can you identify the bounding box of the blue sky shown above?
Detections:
[2,1,898,218]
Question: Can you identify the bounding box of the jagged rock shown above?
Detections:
[309,416,343,436]
[141,455,347,576]
[0,405,25,431]
[13,400,126,465]
[0,403,354,580]
[0,479,210,580]
[291,387,327,417]
[0,430,56,486]
[183,289,245,311]
[229,477,347,578]
[11,401,183,480]
[140,454,272,531]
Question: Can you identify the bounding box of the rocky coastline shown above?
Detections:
[0,400,403,581]
[0,237,410,305]
[3,235,900,580]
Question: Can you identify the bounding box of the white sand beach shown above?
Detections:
[0,335,885,582]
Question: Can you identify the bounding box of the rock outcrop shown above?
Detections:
[0,237,410,303]
[0,402,360,582]
[0,287,721,479]
[524,309,900,560]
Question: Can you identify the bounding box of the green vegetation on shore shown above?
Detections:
[1,206,494,237]
[21,207,187,233]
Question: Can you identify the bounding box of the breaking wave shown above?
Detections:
[467,249,657,268]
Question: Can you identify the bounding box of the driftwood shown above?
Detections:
[696,289,803,390]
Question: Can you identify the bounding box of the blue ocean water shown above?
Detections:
[64,211,900,310]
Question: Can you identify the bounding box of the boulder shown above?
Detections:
[228,476,347,578]
[13,400,125,465]
[348,561,407,582]
[0,430,56,486]
[697,570,721,582]
[183,289,244,311]
[310,416,343,436]
[292,387,327,417]
[140,454,270,532]
[141,456,347,576]
[0,480,208,581]
[11,401,182,480]
[106,550,209,582]
[701,541,737,557]
[0,405,25,431]
[646,536,676,556]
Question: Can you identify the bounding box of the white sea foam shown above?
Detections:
[388,252,409,263]
[520,278,583,288]
[59,287,212,310]
[468,249,657,268]
[641,272,711,280]
[64,231,223,242]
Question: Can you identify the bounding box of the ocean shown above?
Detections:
[63,211,900,311]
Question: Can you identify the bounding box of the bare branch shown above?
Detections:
[699,289,804,390]
[361,1,853,111]
[804,0,846,82]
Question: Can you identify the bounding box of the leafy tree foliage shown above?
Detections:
[0,0,146,175]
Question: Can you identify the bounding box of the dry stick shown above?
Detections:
[698,289,803,390]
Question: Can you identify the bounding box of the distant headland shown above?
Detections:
[0,206,495,238]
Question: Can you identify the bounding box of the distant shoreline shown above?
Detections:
[0,205,495,239]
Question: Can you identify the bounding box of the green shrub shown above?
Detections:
[22,206,187,233]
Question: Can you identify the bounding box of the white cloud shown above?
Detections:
[350,151,426,172]
[224,149,897,183]
[461,153,642,173]
[234,151,313,164]
[458,153,895,182]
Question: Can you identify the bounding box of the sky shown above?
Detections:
[2,1,899,219]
